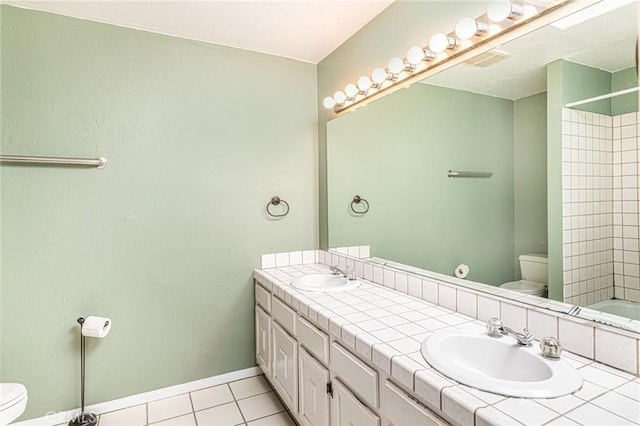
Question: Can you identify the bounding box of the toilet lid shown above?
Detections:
[500,280,546,294]
[0,383,27,410]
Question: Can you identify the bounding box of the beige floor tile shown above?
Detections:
[149,413,197,425]
[99,404,147,426]
[148,394,192,424]
[191,384,234,411]
[195,401,244,426]
[229,376,271,400]
[236,392,284,422]
[247,412,295,426]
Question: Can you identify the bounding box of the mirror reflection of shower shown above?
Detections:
[561,83,639,321]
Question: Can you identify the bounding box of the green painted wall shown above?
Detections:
[327,83,515,286]
[612,66,639,115]
[514,92,548,279]
[318,1,490,248]
[0,6,318,420]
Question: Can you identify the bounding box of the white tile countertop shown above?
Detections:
[254,263,640,426]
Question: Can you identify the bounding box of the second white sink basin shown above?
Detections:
[292,274,360,293]
[421,330,582,398]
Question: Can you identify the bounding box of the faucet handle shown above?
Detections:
[540,336,563,359]
[486,318,503,338]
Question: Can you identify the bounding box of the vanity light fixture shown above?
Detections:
[371,67,389,87]
[455,18,489,40]
[333,90,347,106]
[428,33,459,54]
[487,1,525,23]
[323,0,596,114]
[357,75,373,93]
[344,83,359,100]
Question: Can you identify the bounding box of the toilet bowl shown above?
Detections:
[500,279,547,297]
[500,253,548,297]
[0,383,28,426]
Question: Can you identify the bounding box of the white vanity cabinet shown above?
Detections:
[272,321,299,411]
[332,379,380,426]
[299,348,330,426]
[254,280,449,426]
[255,306,271,376]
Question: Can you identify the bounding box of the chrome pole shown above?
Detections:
[0,155,107,169]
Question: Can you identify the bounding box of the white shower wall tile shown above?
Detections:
[562,108,638,305]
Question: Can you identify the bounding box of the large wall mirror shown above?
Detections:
[327,0,639,332]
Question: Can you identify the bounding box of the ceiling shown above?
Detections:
[424,1,638,100]
[1,0,395,63]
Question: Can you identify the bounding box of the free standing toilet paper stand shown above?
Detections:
[69,317,107,426]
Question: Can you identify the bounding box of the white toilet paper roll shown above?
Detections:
[82,316,112,338]
[455,264,470,279]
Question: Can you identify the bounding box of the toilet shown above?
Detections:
[500,254,548,297]
[0,383,28,426]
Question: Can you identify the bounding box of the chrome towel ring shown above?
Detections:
[350,195,369,214]
[267,196,289,218]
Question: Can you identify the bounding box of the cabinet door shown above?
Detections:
[299,349,330,426]
[272,321,299,412]
[331,379,379,426]
[256,306,271,376]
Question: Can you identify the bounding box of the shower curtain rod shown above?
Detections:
[565,87,639,108]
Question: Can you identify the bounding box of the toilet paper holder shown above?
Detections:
[69,316,111,426]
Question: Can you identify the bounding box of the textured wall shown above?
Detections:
[1,6,317,419]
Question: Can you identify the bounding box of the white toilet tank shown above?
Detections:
[519,254,548,284]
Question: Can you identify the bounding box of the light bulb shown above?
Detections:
[429,33,457,54]
[323,96,336,109]
[344,83,358,99]
[388,57,405,75]
[357,76,372,92]
[372,68,388,84]
[455,18,487,40]
[406,46,425,65]
[333,90,347,104]
[487,1,523,22]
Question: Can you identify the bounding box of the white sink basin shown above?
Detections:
[292,274,360,293]
[421,330,582,398]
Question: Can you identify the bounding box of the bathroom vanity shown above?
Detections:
[255,250,640,426]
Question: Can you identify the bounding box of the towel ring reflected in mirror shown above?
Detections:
[350,195,369,214]
[266,196,290,218]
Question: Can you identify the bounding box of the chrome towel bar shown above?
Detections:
[0,155,107,169]
[448,170,492,178]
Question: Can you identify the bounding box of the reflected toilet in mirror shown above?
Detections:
[499,254,548,298]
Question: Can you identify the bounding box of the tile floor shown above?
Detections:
[57,375,296,426]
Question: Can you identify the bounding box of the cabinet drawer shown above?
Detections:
[332,379,379,426]
[255,283,271,313]
[297,316,329,364]
[384,381,448,426]
[330,343,379,408]
[272,296,296,336]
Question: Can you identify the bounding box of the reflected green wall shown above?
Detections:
[514,92,548,278]
[1,6,317,419]
[327,84,516,285]
[612,67,639,115]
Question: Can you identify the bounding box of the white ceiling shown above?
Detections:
[2,0,395,63]
[424,2,637,100]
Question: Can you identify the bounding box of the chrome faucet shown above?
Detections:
[330,265,356,280]
[486,318,534,346]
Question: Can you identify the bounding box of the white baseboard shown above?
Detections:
[15,366,262,426]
